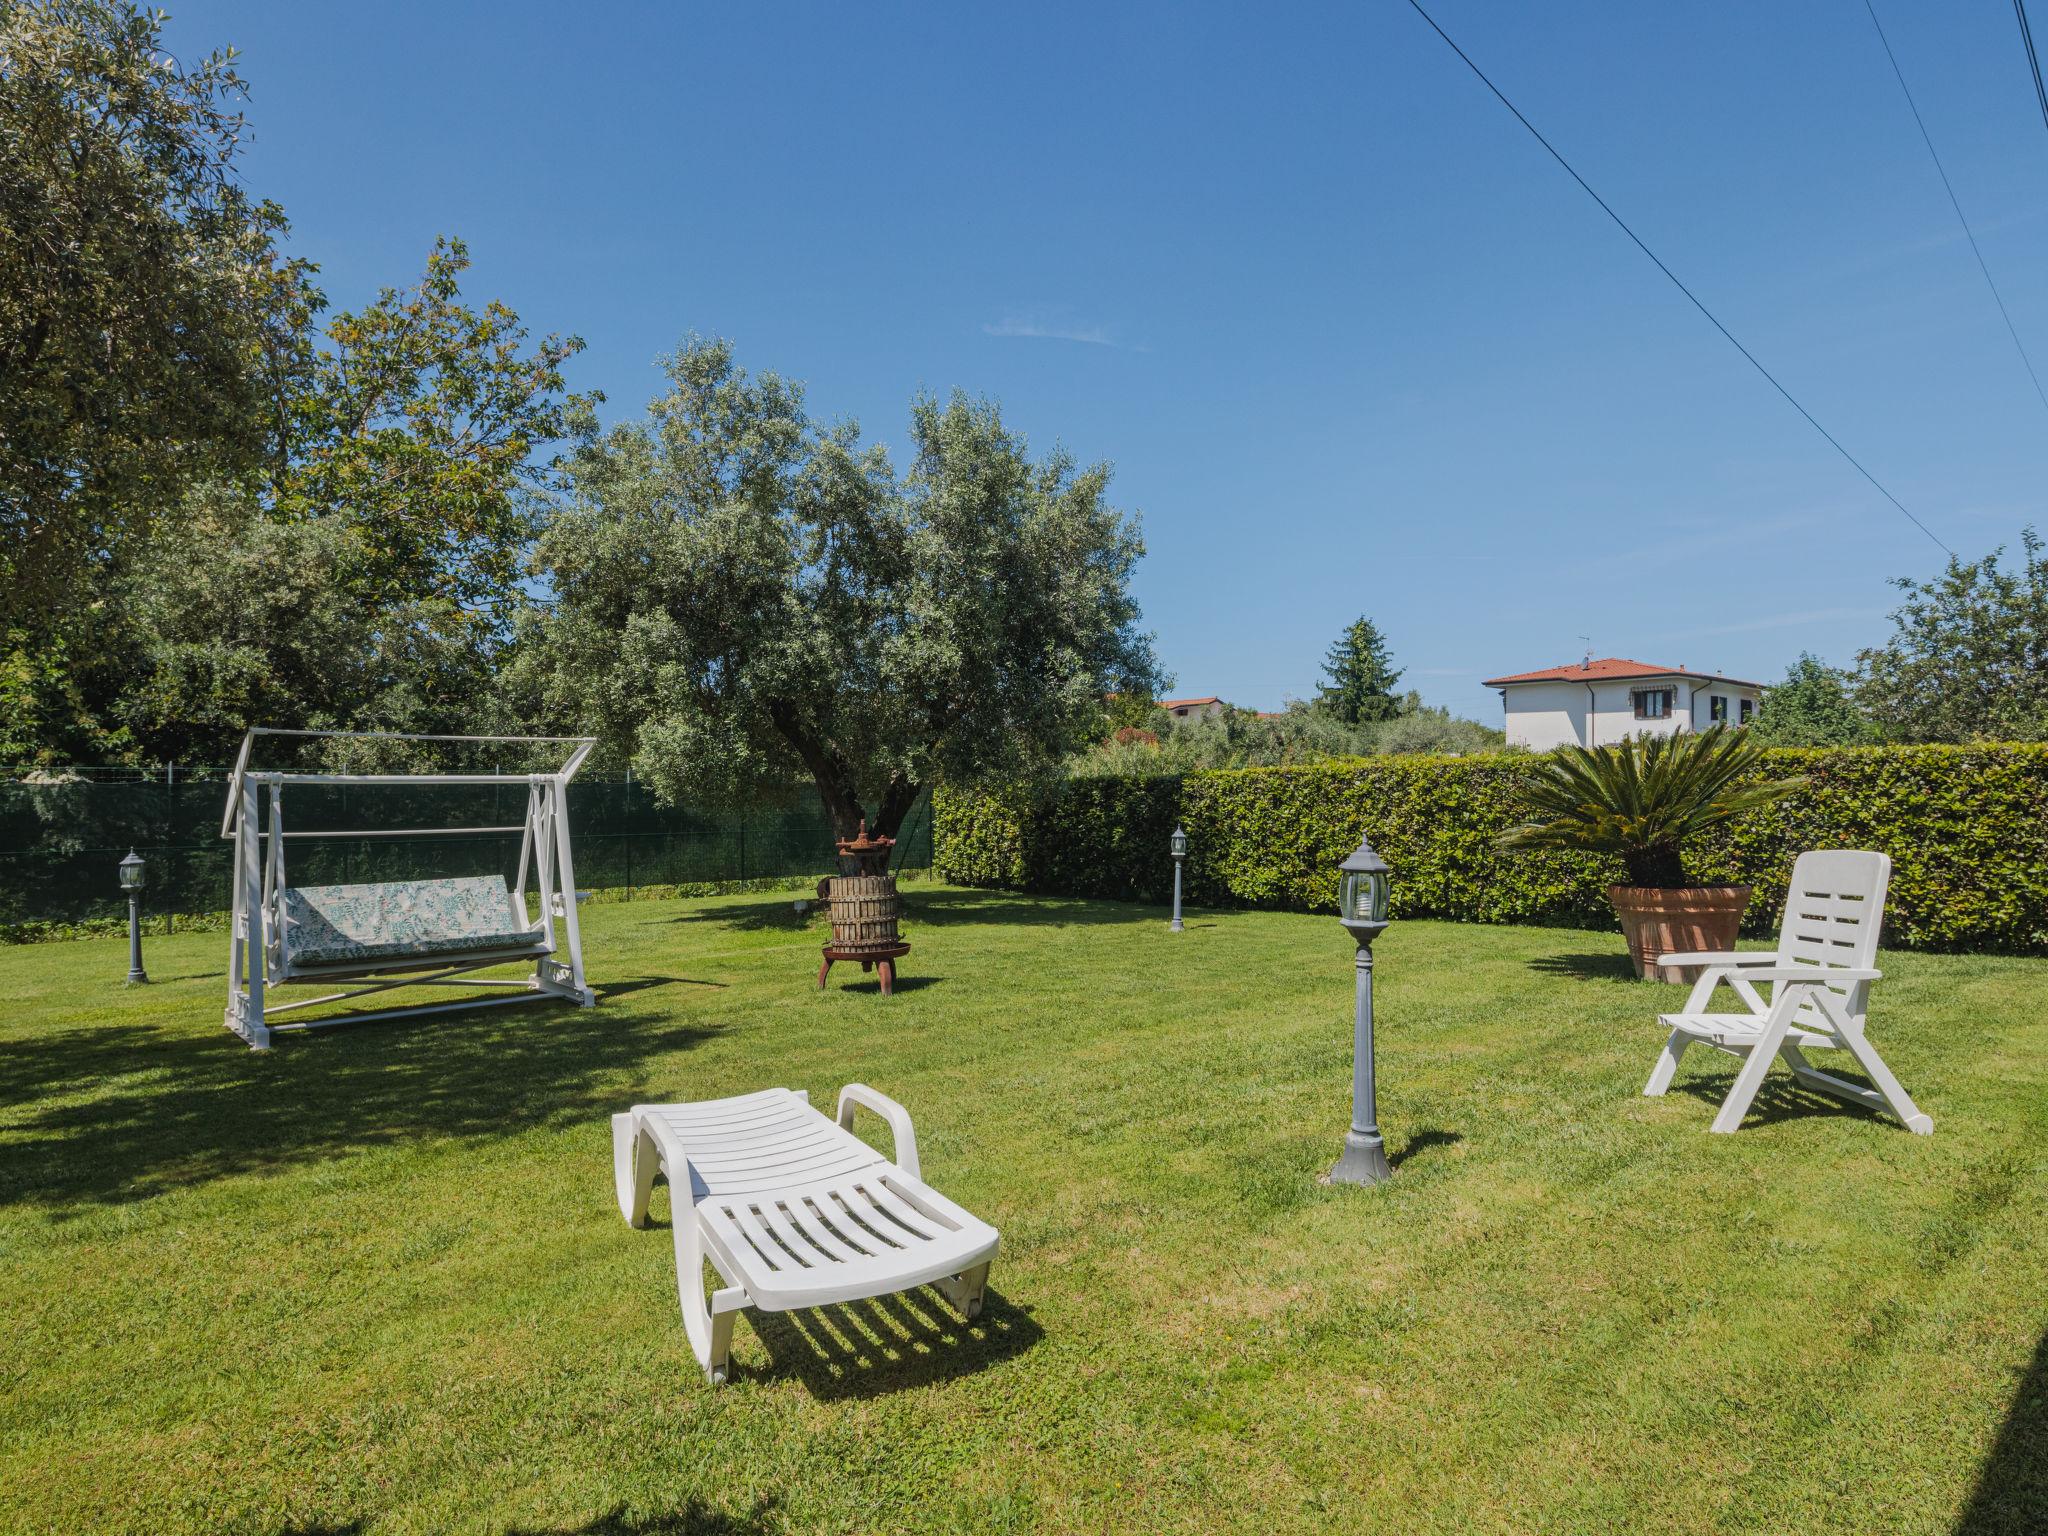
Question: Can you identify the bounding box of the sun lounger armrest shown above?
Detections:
[1655,950,1781,968]
[837,1083,920,1179]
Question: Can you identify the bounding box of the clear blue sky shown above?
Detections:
[166,0,2048,722]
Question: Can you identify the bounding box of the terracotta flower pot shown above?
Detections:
[1607,884,1752,982]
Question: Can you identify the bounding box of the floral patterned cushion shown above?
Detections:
[279,877,544,968]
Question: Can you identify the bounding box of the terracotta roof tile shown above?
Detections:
[1482,657,1764,689]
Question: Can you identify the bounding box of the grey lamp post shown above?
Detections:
[1329,834,1391,1186]
[119,848,149,985]
[1169,824,1188,932]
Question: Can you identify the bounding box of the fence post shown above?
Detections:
[738,815,746,885]
[626,834,633,902]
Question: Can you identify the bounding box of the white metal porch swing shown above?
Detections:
[220,728,597,1049]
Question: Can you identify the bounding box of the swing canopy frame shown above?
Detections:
[220,728,598,1050]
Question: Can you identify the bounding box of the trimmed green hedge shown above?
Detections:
[934,746,2048,952]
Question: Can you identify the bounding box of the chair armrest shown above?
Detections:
[837,1083,921,1178]
[1734,966,1881,984]
[1656,950,1781,968]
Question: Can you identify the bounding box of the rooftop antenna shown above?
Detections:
[1578,635,1593,670]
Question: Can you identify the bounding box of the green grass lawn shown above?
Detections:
[3,886,2045,1535]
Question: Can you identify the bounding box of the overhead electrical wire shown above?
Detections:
[2017,0,2048,135]
[1399,0,1953,557]
[1865,0,2048,418]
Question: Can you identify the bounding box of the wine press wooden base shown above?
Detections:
[818,942,910,996]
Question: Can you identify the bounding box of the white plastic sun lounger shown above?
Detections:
[613,1086,1000,1384]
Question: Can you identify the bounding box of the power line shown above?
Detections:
[2018,0,2048,136]
[1865,0,2048,420]
[1399,0,1953,557]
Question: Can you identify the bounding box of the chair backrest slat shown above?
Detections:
[1775,850,1889,1034]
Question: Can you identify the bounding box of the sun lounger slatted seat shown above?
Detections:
[614,1085,1001,1384]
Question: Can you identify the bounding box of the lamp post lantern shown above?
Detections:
[1169,824,1188,932]
[118,848,149,985]
[1329,833,1391,1185]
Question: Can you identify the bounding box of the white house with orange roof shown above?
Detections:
[1158,695,1227,722]
[1482,657,1764,751]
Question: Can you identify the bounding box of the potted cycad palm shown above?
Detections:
[1499,725,1803,981]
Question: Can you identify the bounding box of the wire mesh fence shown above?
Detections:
[0,770,932,928]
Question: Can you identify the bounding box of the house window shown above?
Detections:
[1633,688,1673,720]
[1709,695,1727,723]
[1739,697,1754,725]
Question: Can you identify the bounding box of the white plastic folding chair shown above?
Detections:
[613,1085,1000,1383]
[1643,849,1932,1135]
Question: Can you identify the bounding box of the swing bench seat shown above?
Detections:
[278,877,547,974]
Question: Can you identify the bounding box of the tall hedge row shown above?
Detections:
[933,745,2048,952]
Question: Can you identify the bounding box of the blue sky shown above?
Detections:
[166,0,2048,722]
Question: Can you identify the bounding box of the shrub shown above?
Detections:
[934,745,2048,952]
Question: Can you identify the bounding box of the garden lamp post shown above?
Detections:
[119,848,148,985]
[1169,824,1188,932]
[1329,834,1391,1186]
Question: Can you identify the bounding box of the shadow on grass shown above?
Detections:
[1956,1326,2048,1535]
[0,992,725,1212]
[744,1285,1042,1401]
[1390,1127,1463,1168]
[502,1498,782,1535]
[1669,1073,1873,1130]
[1526,951,1644,984]
[670,888,1163,935]
[600,975,726,998]
[831,974,943,996]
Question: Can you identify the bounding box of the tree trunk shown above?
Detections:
[872,775,921,841]
[1622,843,1687,889]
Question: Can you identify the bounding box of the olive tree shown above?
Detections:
[530,339,1159,838]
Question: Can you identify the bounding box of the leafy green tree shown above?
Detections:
[527,338,1160,838]
[0,3,588,765]
[274,237,593,629]
[94,248,591,767]
[1361,703,1505,755]
[112,488,505,765]
[1749,653,1873,747]
[1316,616,1405,724]
[0,0,315,633]
[1856,530,2048,742]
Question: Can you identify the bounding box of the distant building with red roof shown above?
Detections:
[1482,657,1764,750]
[1158,695,1227,722]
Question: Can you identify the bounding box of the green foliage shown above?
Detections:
[1750,653,1874,747]
[1101,689,1164,736]
[532,338,1160,839]
[1361,701,1504,756]
[936,744,2048,952]
[1315,615,1404,724]
[1498,725,1804,888]
[0,0,316,634]
[1064,699,1502,776]
[0,6,588,766]
[108,489,510,764]
[273,236,595,627]
[1857,528,2048,742]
